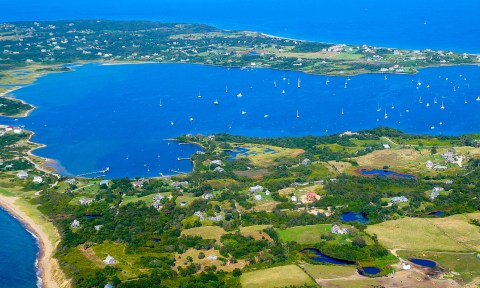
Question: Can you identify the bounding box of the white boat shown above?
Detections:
[434,97,438,104]
[431,126,435,130]
[297,78,301,88]
[341,107,344,115]
[213,99,219,105]
[274,80,277,87]
[439,121,443,125]
[282,89,285,94]
[282,74,286,81]
[159,99,163,107]
[391,103,395,109]
[476,96,480,101]
[417,80,422,86]
[296,110,300,118]
[287,79,290,85]
[464,96,468,104]
[225,86,228,93]
[126,155,129,160]
[426,84,430,89]
[440,98,445,110]
[376,104,381,112]
[197,91,202,98]
[326,78,330,85]
[241,111,246,115]
[426,103,430,107]
[384,75,388,80]
[384,110,388,119]
[264,114,269,118]
[189,117,194,122]
[418,95,423,104]
[170,121,174,126]
[237,92,242,97]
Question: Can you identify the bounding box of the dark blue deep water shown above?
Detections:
[361,169,415,179]
[358,267,381,275]
[2,64,480,178]
[341,212,370,223]
[302,248,355,265]
[409,258,437,268]
[0,208,39,288]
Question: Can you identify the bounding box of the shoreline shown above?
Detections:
[0,195,70,288]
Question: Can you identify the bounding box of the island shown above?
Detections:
[1,20,479,116]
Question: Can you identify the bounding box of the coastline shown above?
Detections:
[0,195,70,288]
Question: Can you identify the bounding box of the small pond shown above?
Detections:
[341,212,369,223]
[302,248,356,265]
[85,214,102,219]
[361,169,415,179]
[409,258,437,268]
[227,147,249,161]
[429,211,445,216]
[358,267,381,275]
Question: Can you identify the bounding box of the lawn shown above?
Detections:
[240,264,315,288]
[276,224,331,244]
[300,263,357,279]
[366,212,480,252]
[181,226,226,241]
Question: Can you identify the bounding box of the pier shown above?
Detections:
[177,157,191,161]
[77,167,110,177]
[170,169,187,175]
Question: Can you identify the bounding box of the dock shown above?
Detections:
[177,157,191,161]
[169,169,187,175]
[77,167,110,177]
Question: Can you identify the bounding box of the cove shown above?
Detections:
[301,248,356,265]
[2,63,480,178]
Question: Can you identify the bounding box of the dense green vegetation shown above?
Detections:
[0,96,33,116]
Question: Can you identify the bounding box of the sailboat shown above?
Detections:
[418,95,423,104]
[274,80,277,87]
[341,107,344,115]
[282,89,285,94]
[391,103,395,109]
[384,109,388,119]
[344,79,348,89]
[376,103,381,112]
[241,110,247,115]
[282,74,286,81]
[297,78,301,88]
[287,79,291,85]
[159,99,163,107]
[464,95,468,104]
[237,92,243,97]
[476,96,480,101]
[434,97,438,104]
[384,75,388,80]
[440,97,445,110]
[326,78,330,85]
[126,155,129,160]
[189,117,194,122]
[213,99,219,105]
[225,86,228,93]
[296,110,300,118]
[426,102,430,107]
[197,91,202,98]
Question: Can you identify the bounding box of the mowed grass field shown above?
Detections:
[240,265,315,288]
[181,226,226,241]
[366,213,480,252]
[301,263,357,279]
[276,224,331,244]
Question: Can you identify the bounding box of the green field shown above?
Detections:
[276,224,331,244]
[181,226,226,241]
[301,263,357,279]
[240,264,315,288]
[366,213,480,252]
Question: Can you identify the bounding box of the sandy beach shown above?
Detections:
[0,195,70,288]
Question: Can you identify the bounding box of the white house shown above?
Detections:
[5,126,13,132]
[382,143,391,149]
[16,171,28,179]
[13,127,23,134]
[203,193,213,200]
[71,219,81,228]
[254,194,262,201]
[103,255,116,265]
[33,176,43,184]
[430,187,444,200]
[99,179,109,187]
[331,224,349,235]
[94,225,103,231]
[402,262,411,270]
[300,158,311,166]
[290,195,298,202]
[79,198,94,205]
[265,190,271,196]
[213,166,225,173]
[390,196,408,203]
[210,160,223,166]
[249,185,263,193]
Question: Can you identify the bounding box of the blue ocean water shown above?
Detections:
[2,63,480,178]
[1,0,480,53]
[0,208,39,288]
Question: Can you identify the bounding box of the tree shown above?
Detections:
[352,236,367,248]
[232,268,242,277]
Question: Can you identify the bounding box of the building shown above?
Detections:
[171,181,188,189]
[71,219,81,228]
[16,171,28,179]
[5,126,13,132]
[133,178,149,188]
[213,166,225,173]
[210,160,223,166]
[254,194,262,201]
[402,262,411,270]
[425,160,434,169]
[94,225,103,231]
[103,255,116,265]
[32,176,43,184]
[382,143,391,149]
[79,198,95,205]
[300,158,311,166]
[249,185,263,193]
[13,127,23,134]
[331,224,348,235]
[208,213,223,222]
[430,187,444,200]
[65,179,76,185]
[203,193,213,200]
[194,211,205,221]
[390,196,408,203]
[291,195,298,202]
[265,190,271,196]
[99,179,109,187]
